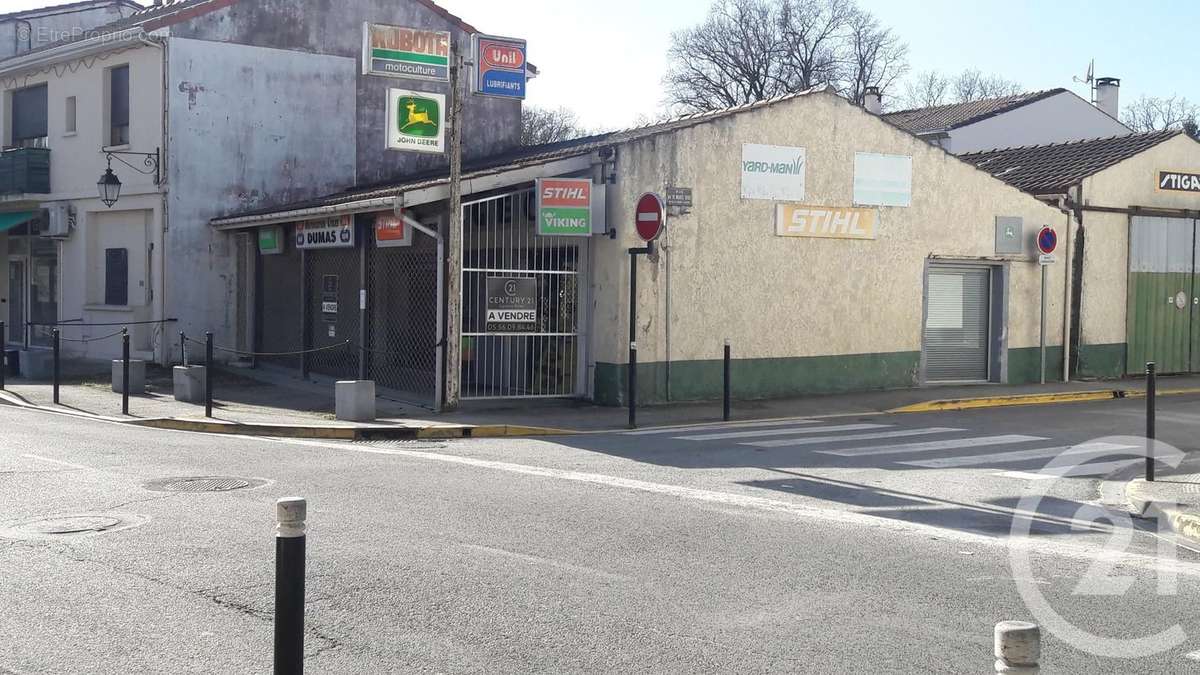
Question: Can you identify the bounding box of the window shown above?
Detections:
[12,84,48,148]
[109,65,129,146]
[104,248,129,306]
[65,96,76,134]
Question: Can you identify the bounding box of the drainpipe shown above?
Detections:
[1058,195,1073,383]
[141,33,169,365]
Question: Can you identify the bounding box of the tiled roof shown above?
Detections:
[959,130,1183,194]
[212,86,837,224]
[883,89,1066,134]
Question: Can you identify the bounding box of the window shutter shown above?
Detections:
[12,84,48,140]
[105,248,129,306]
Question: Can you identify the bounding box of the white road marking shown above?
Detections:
[743,427,961,448]
[676,422,887,441]
[996,459,1140,480]
[623,419,821,435]
[21,454,92,470]
[901,442,1139,469]
[817,434,1045,457]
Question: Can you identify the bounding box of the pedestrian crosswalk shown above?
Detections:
[624,419,1144,479]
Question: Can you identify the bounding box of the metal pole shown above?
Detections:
[0,321,6,390]
[121,328,130,416]
[1039,263,1047,385]
[274,497,306,675]
[628,249,638,429]
[1146,361,1156,482]
[52,328,60,404]
[358,221,368,382]
[180,331,186,367]
[723,339,731,422]
[205,331,214,418]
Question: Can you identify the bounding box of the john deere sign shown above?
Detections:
[362,22,450,81]
[386,89,446,153]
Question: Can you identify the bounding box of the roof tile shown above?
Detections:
[883,89,1065,134]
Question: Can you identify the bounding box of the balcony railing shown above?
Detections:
[0,147,51,196]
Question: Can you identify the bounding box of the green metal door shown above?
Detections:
[1127,216,1194,374]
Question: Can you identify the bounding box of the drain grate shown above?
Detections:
[0,513,148,540]
[145,477,256,492]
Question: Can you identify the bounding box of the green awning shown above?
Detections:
[0,211,36,233]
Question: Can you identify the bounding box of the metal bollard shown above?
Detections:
[274,497,307,675]
[723,339,731,422]
[628,341,637,429]
[994,621,1039,673]
[205,331,214,418]
[180,331,187,367]
[0,321,5,391]
[52,329,60,405]
[122,328,130,416]
[1146,361,1156,482]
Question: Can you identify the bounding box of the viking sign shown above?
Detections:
[485,277,537,333]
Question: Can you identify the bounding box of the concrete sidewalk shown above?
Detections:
[1125,456,1200,548]
[4,361,1200,436]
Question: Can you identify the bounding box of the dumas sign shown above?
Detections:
[296,216,354,249]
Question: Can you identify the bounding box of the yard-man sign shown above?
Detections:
[775,204,876,240]
[742,143,806,201]
[362,23,450,81]
[536,178,592,236]
[386,89,446,153]
[296,216,354,249]
[486,277,537,332]
[1158,170,1200,193]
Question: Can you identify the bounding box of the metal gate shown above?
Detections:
[924,265,991,382]
[460,187,587,398]
[1126,215,1198,374]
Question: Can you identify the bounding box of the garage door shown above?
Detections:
[924,266,990,382]
[1126,216,1195,374]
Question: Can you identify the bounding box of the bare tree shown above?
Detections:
[1122,94,1199,135]
[901,70,950,108]
[663,0,909,113]
[841,7,908,105]
[521,106,588,146]
[950,69,1023,102]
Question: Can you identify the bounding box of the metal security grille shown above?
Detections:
[366,225,439,406]
[924,266,990,382]
[304,246,360,380]
[461,188,586,398]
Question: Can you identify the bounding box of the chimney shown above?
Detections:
[1095,77,1120,119]
[863,86,882,115]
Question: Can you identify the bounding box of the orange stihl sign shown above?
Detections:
[536,178,592,236]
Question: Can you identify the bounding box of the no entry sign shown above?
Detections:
[634,192,665,242]
[1037,226,1057,254]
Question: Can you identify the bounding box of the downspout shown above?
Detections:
[1058,194,1073,383]
[140,33,168,364]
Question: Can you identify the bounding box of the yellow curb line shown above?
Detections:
[1167,511,1200,545]
[126,418,361,439]
[1122,386,1200,399]
[888,390,1122,413]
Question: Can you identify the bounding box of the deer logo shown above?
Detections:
[398,97,440,137]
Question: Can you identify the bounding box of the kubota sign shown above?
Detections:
[536,178,592,236]
[363,22,450,81]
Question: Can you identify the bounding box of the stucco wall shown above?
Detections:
[949,92,1129,154]
[166,37,357,347]
[1077,134,1200,375]
[168,0,522,185]
[590,91,1069,402]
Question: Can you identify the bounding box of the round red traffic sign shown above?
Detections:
[634,192,665,242]
[1037,226,1057,254]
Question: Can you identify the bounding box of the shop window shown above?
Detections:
[12,83,48,148]
[109,65,129,146]
[65,96,77,134]
[105,248,129,306]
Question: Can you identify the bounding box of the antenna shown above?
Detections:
[1073,59,1096,103]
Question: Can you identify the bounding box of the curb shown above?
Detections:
[0,391,574,440]
[888,389,1124,413]
[1126,477,1200,548]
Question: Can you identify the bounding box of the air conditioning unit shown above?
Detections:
[44,203,75,238]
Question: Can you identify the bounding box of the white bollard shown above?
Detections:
[995,621,1040,673]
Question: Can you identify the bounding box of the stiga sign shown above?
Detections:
[536,178,592,236]
[486,277,537,332]
[296,216,354,249]
[362,23,450,81]
[473,34,527,99]
[386,89,446,153]
[775,204,875,240]
[1157,170,1200,193]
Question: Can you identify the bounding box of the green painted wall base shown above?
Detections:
[1007,346,1065,385]
[1075,343,1126,379]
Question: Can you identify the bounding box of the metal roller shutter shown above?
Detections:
[924,266,990,381]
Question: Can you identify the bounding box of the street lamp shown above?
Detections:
[97,147,161,208]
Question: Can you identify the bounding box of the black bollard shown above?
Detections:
[205,331,214,418]
[180,331,187,366]
[274,497,307,675]
[0,321,5,390]
[1146,362,1156,482]
[52,329,60,404]
[122,328,130,416]
[723,339,731,422]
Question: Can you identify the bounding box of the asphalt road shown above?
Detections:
[2,395,1200,672]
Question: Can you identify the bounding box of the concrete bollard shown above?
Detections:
[111,358,146,394]
[335,380,376,422]
[172,365,207,403]
[19,350,54,380]
[995,621,1040,673]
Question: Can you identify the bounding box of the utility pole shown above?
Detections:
[444,42,464,410]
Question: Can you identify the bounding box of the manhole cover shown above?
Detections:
[144,476,258,492]
[0,513,147,540]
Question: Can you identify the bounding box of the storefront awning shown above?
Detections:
[0,211,36,233]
